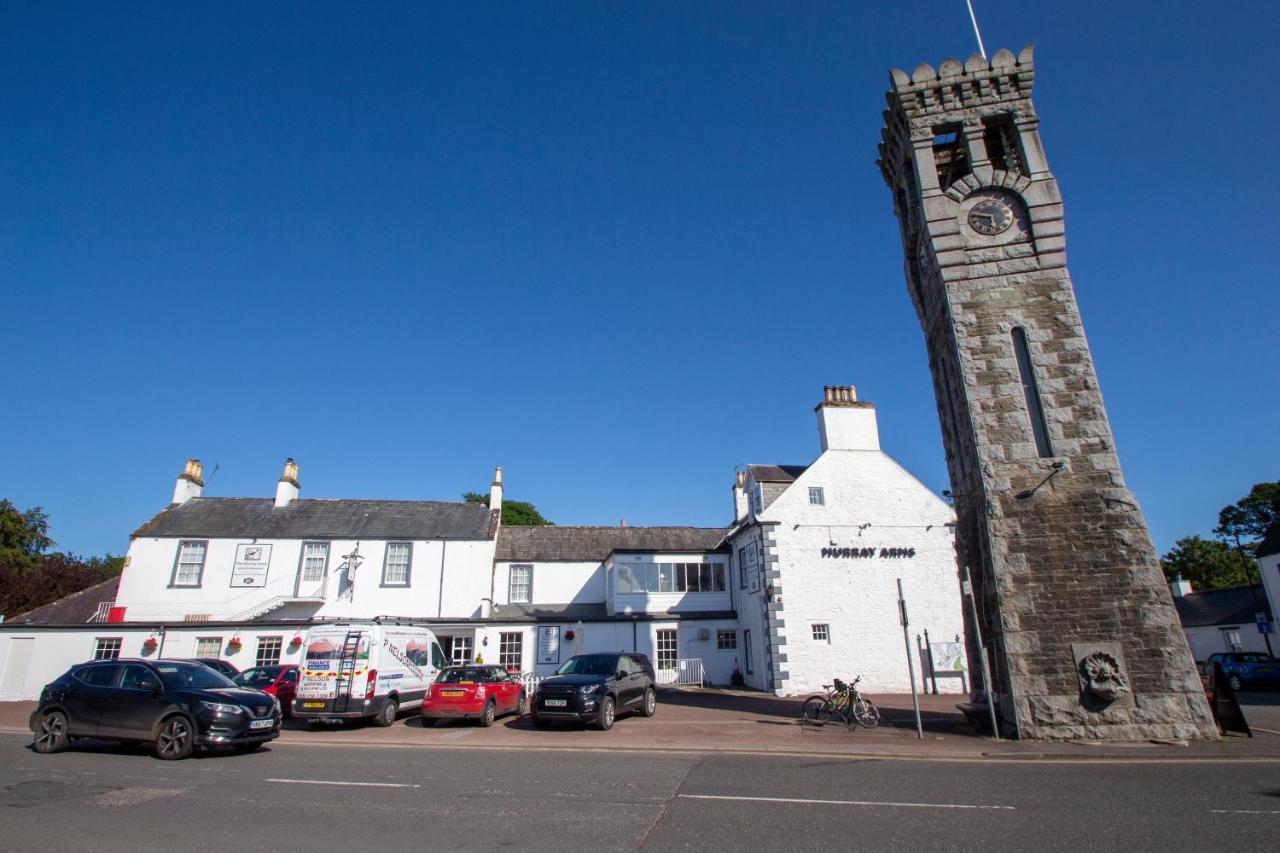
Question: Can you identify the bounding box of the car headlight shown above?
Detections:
[202,701,244,715]
[579,683,601,694]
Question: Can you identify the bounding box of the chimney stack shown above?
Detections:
[275,458,300,508]
[732,470,748,522]
[815,384,880,452]
[620,519,627,528]
[172,459,204,505]
[489,467,503,513]
[1169,574,1193,598]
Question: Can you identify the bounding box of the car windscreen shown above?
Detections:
[437,668,486,684]
[156,662,238,690]
[556,655,617,676]
[234,668,280,688]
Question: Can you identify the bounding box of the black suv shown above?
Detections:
[531,653,657,730]
[30,658,280,760]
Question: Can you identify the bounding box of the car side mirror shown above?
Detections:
[140,681,160,694]
[617,670,628,679]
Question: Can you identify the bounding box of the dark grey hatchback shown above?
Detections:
[531,653,657,731]
[30,658,280,760]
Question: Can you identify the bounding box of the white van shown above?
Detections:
[293,622,447,726]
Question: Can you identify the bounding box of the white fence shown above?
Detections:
[655,658,704,687]
[516,672,542,694]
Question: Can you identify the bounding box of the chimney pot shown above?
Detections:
[275,458,300,508]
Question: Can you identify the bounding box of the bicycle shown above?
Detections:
[800,676,880,729]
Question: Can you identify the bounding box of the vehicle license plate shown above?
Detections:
[249,719,274,730]
[441,690,465,697]
[545,699,567,707]
[302,702,325,709]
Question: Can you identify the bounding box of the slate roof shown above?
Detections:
[133,498,497,541]
[7,576,121,625]
[747,464,809,483]
[490,602,737,622]
[495,526,730,562]
[1174,585,1273,628]
[1258,522,1280,559]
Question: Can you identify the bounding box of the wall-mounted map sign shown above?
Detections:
[820,546,916,559]
[230,543,273,587]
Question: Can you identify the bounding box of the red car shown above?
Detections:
[421,665,527,727]
[233,665,299,716]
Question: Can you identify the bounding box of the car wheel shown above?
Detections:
[374,698,398,728]
[532,714,550,729]
[33,710,70,754]
[592,696,615,731]
[154,716,194,760]
[479,700,497,728]
[638,688,657,718]
[515,691,527,716]
[1228,674,1244,692]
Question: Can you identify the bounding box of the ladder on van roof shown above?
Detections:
[333,630,363,713]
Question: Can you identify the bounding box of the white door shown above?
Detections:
[0,638,35,700]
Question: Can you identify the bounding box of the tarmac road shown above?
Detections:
[1,732,1278,852]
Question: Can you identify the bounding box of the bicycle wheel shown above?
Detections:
[801,696,834,724]
[853,699,880,729]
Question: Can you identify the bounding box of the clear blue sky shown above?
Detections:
[2,2,1276,557]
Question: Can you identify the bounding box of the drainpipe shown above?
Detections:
[437,541,447,618]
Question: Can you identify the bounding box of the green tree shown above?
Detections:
[0,499,53,568]
[463,492,552,526]
[1214,481,1280,547]
[1160,535,1252,591]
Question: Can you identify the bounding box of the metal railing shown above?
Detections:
[655,658,704,687]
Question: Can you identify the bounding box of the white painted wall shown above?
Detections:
[727,528,770,692]
[758,448,966,695]
[117,535,495,622]
[1259,552,1280,649]
[1183,624,1272,661]
[0,624,317,701]
[492,561,604,607]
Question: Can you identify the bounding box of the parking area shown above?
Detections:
[6,687,1280,760]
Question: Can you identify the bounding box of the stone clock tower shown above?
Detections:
[878,46,1216,739]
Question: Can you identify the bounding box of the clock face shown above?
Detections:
[967,198,1014,236]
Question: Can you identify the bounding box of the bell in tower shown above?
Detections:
[877,46,1216,740]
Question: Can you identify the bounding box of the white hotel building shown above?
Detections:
[0,387,967,701]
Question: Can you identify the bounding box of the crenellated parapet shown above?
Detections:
[890,45,1035,123]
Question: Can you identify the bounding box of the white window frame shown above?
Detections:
[509,564,533,603]
[93,637,122,661]
[808,486,825,506]
[170,540,208,588]
[255,636,283,667]
[498,632,524,671]
[300,541,329,583]
[381,542,413,587]
[194,637,223,658]
[812,623,830,643]
[450,636,474,666]
[655,628,678,670]
[716,629,737,650]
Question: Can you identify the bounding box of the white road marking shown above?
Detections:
[678,793,1014,811]
[267,778,420,788]
[1210,809,1280,815]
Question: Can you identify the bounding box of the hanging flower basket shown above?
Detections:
[564,630,575,641]
[142,637,158,653]
[227,636,243,653]
[289,635,303,647]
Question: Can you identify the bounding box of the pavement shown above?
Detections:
[2,733,1279,852]
[5,687,1280,762]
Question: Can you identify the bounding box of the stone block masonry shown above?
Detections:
[877,45,1217,739]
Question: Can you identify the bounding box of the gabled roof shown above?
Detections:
[1174,584,1273,628]
[1258,522,1280,559]
[495,526,730,562]
[7,576,121,626]
[133,498,497,541]
[747,464,809,483]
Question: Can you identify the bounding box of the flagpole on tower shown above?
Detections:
[965,0,988,59]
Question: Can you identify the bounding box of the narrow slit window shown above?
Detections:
[932,125,969,190]
[1012,327,1054,458]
